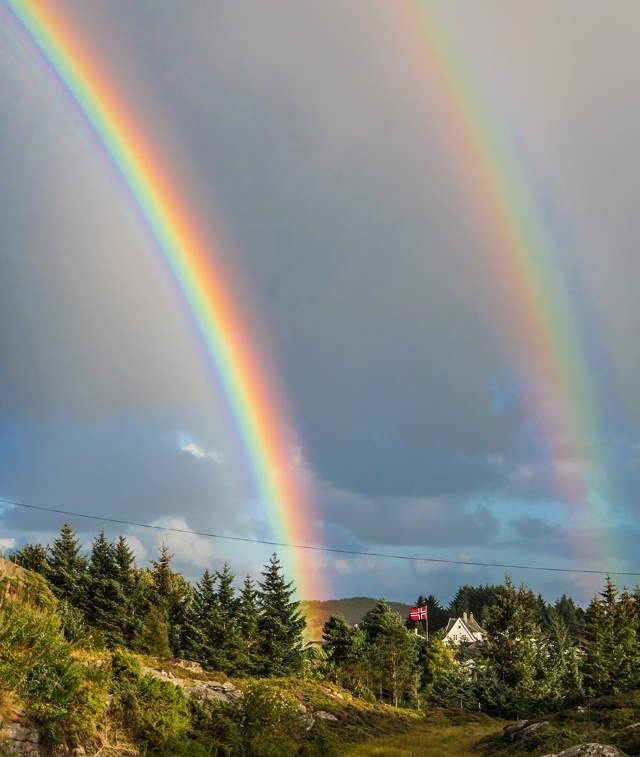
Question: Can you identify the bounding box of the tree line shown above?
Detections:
[320,576,640,716]
[11,522,305,677]
[11,523,640,718]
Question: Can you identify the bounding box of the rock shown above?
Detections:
[171,659,204,673]
[519,721,549,738]
[542,745,623,757]
[142,666,243,704]
[313,711,338,722]
[503,720,530,739]
[0,719,41,756]
[503,720,548,742]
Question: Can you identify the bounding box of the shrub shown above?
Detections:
[111,650,191,752]
[0,600,106,746]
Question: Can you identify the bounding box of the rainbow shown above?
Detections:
[401,2,614,569]
[4,0,327,599]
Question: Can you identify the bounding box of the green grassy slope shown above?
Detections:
[346,710,505,756]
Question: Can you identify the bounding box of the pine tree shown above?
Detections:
[613,588,639,690]
[362,598,397,641]
[150,545,192,656]
[134,604,172,657]
[584,577,619,696]
[477,577,557,715]
[368,609,419,706]
[257,554,306,676]
[216,563,238,616]
[114,536,135,588]
[10,543,49,575]
[47,522,87,603]
[322,615,353,667]
[84,530,126,647]
[238,576,260,675]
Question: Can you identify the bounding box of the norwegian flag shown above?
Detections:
[409,605,428,621]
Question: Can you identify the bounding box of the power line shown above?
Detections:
[1,495,638,577]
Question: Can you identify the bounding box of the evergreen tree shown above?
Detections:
[134,604,172,657]
[615,588,639,688]
[583,577,619,696]
[448,584,501,623]
[257,554,306,676]
[238,576,260,674]
[477,577,559,715]
[361,598,397,641]
[216,562,238,616]
[83,530,126,647]
[554,594,586,639]
[114,536,136,588]
[47,522,87,604]
[150,545,192,656]
[368,608,419,706]
[10,543,49,575]
[322,615,353,668]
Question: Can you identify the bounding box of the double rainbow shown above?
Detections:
[5,0,326,598]
[402,2,613,566]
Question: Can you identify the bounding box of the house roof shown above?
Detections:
[443,614,485,639]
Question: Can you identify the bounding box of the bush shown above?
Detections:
[111,650,191,752]
[0,600,107,746]
[236,684,304,757]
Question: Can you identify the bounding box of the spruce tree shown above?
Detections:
[584,577,620,696]
[477,577,558,715]
[150,545,192,656]
[238,576,260,675]
[322,615,353,667]
[10,543,49,575]
[134,604,172,657]
[47,522,87,603]
[84,530,126,647]
[257,554,306,676]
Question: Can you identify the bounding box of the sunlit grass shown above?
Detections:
[345,716,506,756]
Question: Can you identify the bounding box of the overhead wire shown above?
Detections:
[1,496,638,577]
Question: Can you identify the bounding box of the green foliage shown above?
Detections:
[133,604,172,657]
[0,599,107,746]
[10,542,48,575]
[83,530,127,647]
[257,554,307,676]
[111,649,191,751]
[47,522,87,604]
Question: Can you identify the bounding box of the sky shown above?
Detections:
[1,0,640,604]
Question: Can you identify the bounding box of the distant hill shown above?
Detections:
[300,597,413,641]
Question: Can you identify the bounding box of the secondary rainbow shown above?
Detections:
[401,2,615,568]
[4,0,327,598]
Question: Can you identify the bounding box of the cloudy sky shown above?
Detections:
[1,0,639,603]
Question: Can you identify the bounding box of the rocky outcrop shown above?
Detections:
[502,720,549,742]
[0,713,41,756]
[141,665,243,703]
[541,745,623,757]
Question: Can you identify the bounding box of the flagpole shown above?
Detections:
[425,611,429,641]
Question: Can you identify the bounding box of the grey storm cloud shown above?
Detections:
[2,0,640,599]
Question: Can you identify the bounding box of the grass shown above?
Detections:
[345,711,506,756]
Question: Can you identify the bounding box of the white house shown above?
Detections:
[442,611,485,647]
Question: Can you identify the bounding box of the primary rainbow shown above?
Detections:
[402,2,615,568]
[4,0,327,599]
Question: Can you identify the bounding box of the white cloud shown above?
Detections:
[180,441,222,464]
[151,517,215,569]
